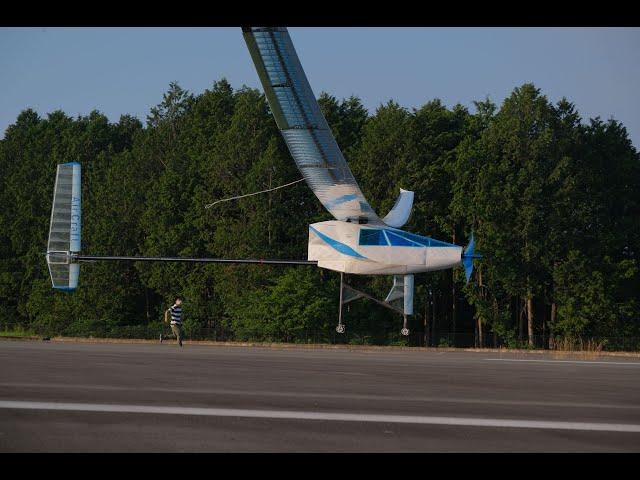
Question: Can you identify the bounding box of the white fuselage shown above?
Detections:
[308,220,463,275]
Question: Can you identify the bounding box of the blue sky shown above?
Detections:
[1,27,639,147]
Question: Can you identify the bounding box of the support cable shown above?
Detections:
[204,178,305,209]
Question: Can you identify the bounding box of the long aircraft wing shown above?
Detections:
[242,26,386,224]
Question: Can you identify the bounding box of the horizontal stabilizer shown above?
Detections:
[46,162,81,291]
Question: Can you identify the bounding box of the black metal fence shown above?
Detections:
[1,321,639,351]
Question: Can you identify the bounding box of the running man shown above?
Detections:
[160,297,183,347]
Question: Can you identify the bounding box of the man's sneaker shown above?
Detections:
[159,334,163,343]
[179,339,183,347]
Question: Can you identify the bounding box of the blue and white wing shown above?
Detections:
[243,27,405,225]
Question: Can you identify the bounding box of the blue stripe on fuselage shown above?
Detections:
[309,226,367,259]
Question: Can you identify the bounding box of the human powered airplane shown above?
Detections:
[45,27,481,336]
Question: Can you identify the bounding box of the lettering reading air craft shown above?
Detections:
[45,27,480,336]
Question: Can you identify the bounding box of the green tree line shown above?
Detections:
[1,80,638,348]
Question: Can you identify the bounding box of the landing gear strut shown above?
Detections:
[401,314,410,336]
[336,272,345,334]
[336,272,411,336]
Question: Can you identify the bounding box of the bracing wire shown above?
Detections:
[204,178,305,209]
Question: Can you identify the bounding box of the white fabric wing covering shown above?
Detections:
[243,27,383,224]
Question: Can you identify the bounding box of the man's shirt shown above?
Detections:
[170,304,183,325]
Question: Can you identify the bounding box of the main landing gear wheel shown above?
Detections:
[336,324,345,334]
[401,328,410,336]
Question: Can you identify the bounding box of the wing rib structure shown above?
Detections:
[243,27,385,224]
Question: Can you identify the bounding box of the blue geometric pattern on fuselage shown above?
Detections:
[309,226,367,259]
[358,228,457,248]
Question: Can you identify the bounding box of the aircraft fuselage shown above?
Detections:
[308,220,463,275]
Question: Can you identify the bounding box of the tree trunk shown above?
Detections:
[145,288,150,322]
[474,316,478,348]
[518,298,524,344]
[478,317,484,348]
[527,295,534,347]
[542,308,546,349]
[549,302,557,349]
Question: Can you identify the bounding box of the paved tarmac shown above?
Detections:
[1,340,639,452]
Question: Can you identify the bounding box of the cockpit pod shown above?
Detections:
[308,220,463,275]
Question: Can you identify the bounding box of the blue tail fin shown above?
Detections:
[462,232,481,284]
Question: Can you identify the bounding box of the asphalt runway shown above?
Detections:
[1,340,639,452]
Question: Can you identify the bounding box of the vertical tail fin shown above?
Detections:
[384,274,414,315]
[46,162,81,291]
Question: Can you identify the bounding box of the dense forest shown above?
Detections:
[1,80,638,349]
